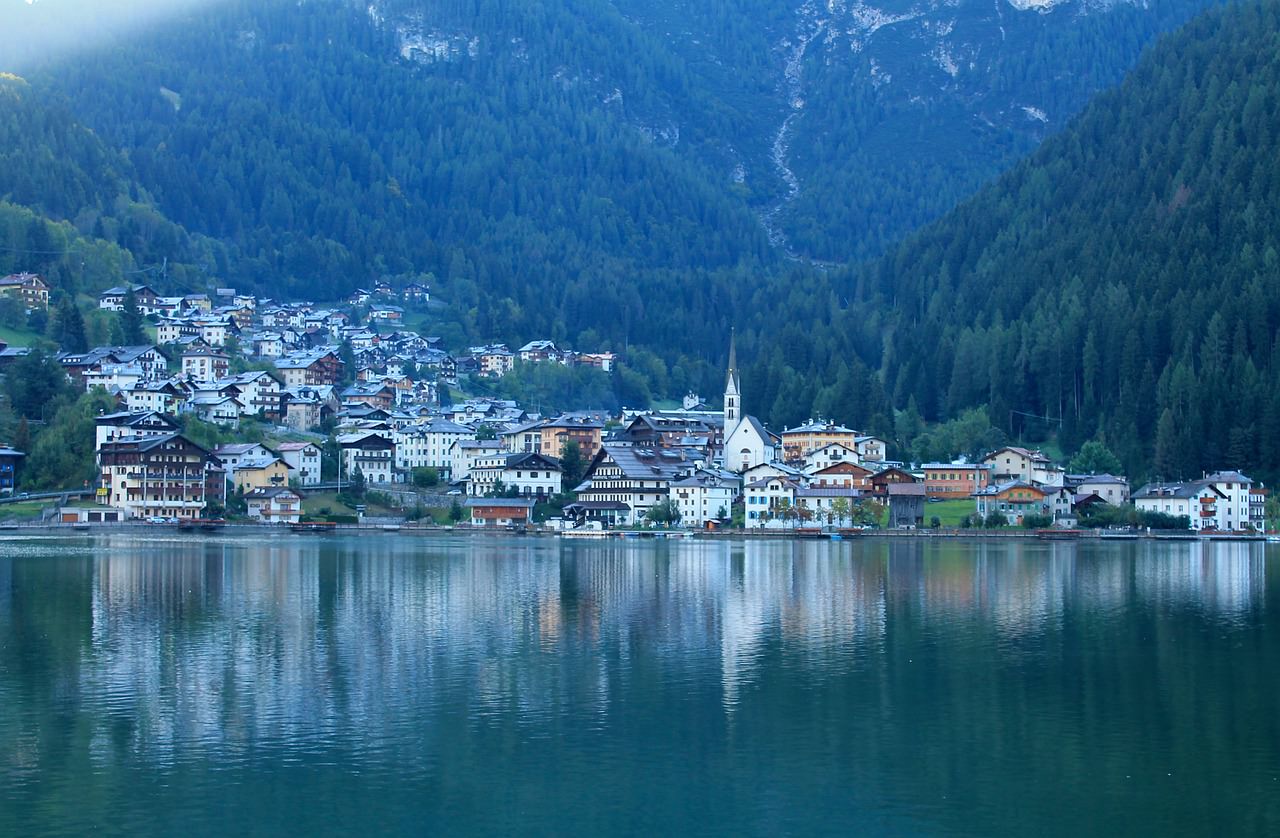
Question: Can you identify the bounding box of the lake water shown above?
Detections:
[0,533,1277,836]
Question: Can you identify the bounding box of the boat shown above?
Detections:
[563,529,608,539]
[1036,529,1083,540]
[291,521,338,533]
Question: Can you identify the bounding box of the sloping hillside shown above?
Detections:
[851,0,1280,479]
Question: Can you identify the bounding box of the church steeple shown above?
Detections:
[724,329,740,429]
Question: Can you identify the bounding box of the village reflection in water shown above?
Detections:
[0,533,1275,837]
[4,535,1264,749]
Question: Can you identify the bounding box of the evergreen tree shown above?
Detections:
[52,296,87,353]
[121,285,146,345]
[1068,441,1124,476]
[559,439,584,492]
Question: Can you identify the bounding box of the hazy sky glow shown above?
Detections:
[0,0,227,71]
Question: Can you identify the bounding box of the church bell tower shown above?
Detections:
[724,330,740,431]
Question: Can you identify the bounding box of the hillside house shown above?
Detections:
[275,442,322,486]
[0,273,49,310]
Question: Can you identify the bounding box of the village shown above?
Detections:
[0,271,1269,534]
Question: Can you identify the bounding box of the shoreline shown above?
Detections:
[0,521,1270,543]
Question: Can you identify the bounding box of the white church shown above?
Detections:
[721,333,779,473]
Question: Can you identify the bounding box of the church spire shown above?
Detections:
[724,329,740,429]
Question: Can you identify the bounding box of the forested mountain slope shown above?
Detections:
[11,0,1215,306]
[0,76,229,295]
[615,0,1218,262]
[840,0,1280,480]
[2,0,1268,452]
[11,0,785,378]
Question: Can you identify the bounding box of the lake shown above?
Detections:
[0,533,1277,836]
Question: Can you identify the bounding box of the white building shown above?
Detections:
[1133,471,1263,531]
[720,334,776,474]
[276,442,322,486]
[450,439,505,482]
[744,476,803,528]
[467,452,563,498]
[338,432,395,485]
[181,347,230,383]
[94,411,181,456]
[670,471,738,528]
[1070,474,1130,505]
[854,435,889,464]
[245,487,303,524]
[803,442,860,473]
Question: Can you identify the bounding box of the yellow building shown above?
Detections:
[231,457,291,494]
[780,421,858,462]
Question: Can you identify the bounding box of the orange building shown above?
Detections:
[539,416,605,461]
[780,421,858,462]
[923,463,992,499]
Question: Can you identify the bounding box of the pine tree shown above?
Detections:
[121,285,146,345]
[53,296,87,353]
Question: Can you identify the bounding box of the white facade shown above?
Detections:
[245,489,303,524]
[85,364,144,392]
[1073,475,1130,505]
[467,453,562,498]
[1134,472,1261,531]
[450,439,505,481]
[277,443,322,486]
[804,443,860,473]
[744,477,801,528]
[854,436,888,463]
[122,386,177,414]
[670,474,736,528]
[724,417,775,474]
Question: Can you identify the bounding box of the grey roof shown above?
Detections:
[782,421,856,435]
[244,486,301,499]
[1205,471,1253,485]
[1133,481,1227,500]
[425,420,472,435]
[745,476,803,490]
[456,439,504,450]
[212,443,269,456]
[235,457,285,470]
[464,497,536,509]
[593,442,689,480]
[1066,473,1127,485]
[506,452,561,470]
[974,480,1042,497]
[670,472,736,490]
[796,486,862,498]
[96,410,180,428]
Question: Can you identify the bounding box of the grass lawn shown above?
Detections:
[301,491,399,518]
[924,498,977,527]
[301,492,357,516]
[872,498,976,529]
[0,324,40,347]
[0,501,52,520]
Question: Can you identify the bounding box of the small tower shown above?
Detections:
[724,330,741,432]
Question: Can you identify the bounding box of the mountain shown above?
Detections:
[0,0,1246,423]
[10,1,1213,287]
[612,0,1218,261]
[831,0,1280,481]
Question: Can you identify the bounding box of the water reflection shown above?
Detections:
[0,534,1275,836]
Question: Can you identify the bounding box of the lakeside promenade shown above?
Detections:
[0,520,1270,542]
